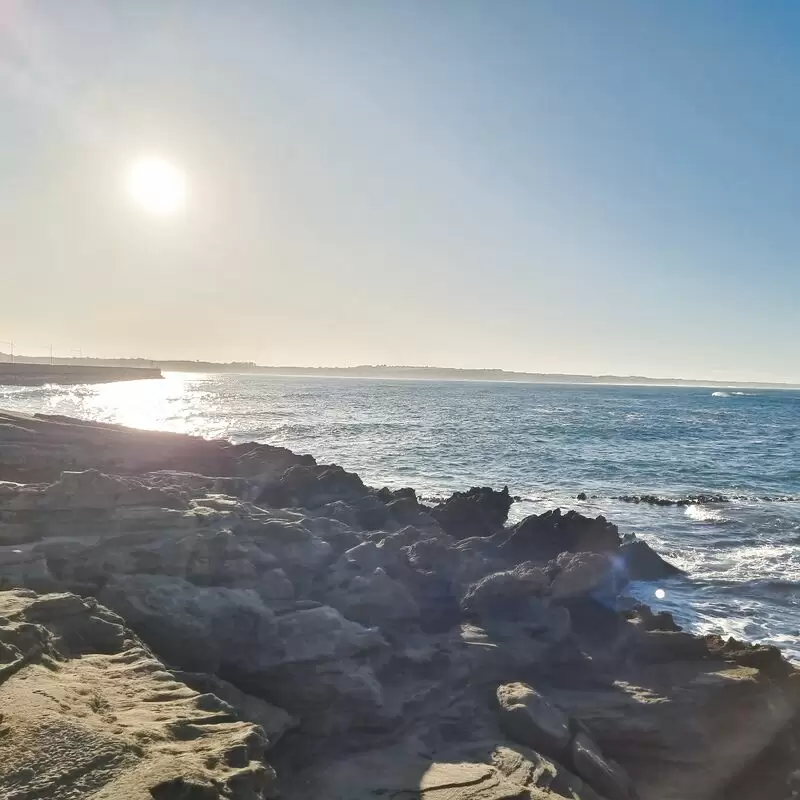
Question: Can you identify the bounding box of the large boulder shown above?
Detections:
[499,509,621,563]
[431,486,513,540]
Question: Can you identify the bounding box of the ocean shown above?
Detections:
[2,373,798,660]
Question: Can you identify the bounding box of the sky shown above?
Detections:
[1,1,799,381]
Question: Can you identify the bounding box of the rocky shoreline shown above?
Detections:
[0,409,797,800]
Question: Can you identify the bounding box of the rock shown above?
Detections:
[704,635,791,678]
[498,509,621,563]
[173,670,298,747]
[259,658,388,736]
[461,563,550,621]
[631,630,710,663]
[2,409,799,800]
[496,682,571,757]
[571,731,635,800]
[431,486,513,539]
[577,492,588,501]
[0,409,309,484]
[274,605,387,665]
[324,567,420,628]
[550,551,621,600]
[618,539,683,581]
[257,464,368,509]
[0,589,271,800]
[98,574,283,673]
[629,603,681,632]
[550,660,800,800]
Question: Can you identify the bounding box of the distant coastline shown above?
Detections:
[2,353,797,390]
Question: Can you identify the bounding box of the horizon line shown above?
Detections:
[1,352,798,388]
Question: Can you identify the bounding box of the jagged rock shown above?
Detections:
[431,486,513,539]
[496,682,572,757]
[631,630,710,663]
[0,589,271,800]
[98,574,283,673]
[258,658,388,736]
[618,539,683,581]
[550,660,800,800]
[461,563,550,621]
[324,567,420,627]
[257,464,368,509]
[498,509,621,563]
[550,552,621,600]
[703,635,791,678]
[2,409,799,800]
[628,603,681,632]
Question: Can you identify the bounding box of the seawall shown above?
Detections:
[0,363,163,386]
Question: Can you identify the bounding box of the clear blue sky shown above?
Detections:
[1,1,798,381]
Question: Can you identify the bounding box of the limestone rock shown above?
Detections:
[174,670,298,748]
[496,682,572,757]
[0,589,271,800]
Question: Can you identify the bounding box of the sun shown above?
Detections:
[126,155,187,216]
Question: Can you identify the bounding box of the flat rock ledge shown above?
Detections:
[0,409,797,800]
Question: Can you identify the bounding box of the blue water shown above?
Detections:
[2,374,799,659]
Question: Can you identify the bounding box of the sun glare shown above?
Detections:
[126,155,187,216]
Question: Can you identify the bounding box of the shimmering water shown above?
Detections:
[2,373,799,659]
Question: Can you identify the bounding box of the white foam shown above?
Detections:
[711,391,730,397]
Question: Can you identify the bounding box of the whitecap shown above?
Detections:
[711,391,730,397]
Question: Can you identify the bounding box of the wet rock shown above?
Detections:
[431,486,513,540]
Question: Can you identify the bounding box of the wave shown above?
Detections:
[711,391,730,397]
[711,390,757,398]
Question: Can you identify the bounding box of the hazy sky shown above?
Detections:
[2,1,799,381]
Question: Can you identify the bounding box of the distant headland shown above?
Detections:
[2,353,797,390]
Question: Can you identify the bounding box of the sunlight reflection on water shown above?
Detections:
[28,373,209,435]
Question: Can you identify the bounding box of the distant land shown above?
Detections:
[2,353,798,390]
